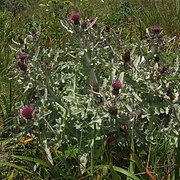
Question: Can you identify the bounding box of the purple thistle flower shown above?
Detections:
[112,80,122,90]
[18,53,29,60]
[19,105,34,119]
[151,26,162,34]
[68,12,81,25]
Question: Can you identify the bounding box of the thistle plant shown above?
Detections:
[6,9,179,179]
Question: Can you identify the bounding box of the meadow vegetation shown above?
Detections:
[0,0,179,179]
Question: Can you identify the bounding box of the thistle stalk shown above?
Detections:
[77,32,98,86]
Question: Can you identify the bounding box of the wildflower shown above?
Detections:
[151,26,162,34]
[18,53,29,60]
[112,80,122,90]
[112,80,122,95]
[19,105,34,119]
[68,12,81,25]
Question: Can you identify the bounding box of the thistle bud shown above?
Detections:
[92,83,100,92]
[119,124,128,132]
[108,105,118,116]
[89,17,98,29]
[158,64,169,74]
[31,27,36,35]
[122,51,130,63]
[18,61,27,71]
[112,89,119,95]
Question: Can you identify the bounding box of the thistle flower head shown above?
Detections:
[68,12,81,25]
[19,105,34,119]
[18,53,29,60]
[112,80,122,90]
[151,26,162,34]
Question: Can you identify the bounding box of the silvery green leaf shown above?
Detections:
[71,110,82,115]
[84,17,98,31]
[146,28,150,37]
[63,96,76,102]
[60,20,73,34]
[160,108,164,114]
[125,104,132,112]
[9,45,18,52]
[32,46,40,61]
[174,55,179,74]
[12,38,20,45]
[132,92,142,102]
[78,50,85,56]
[53,49,60,62]
[43,139,54,165]
[133,55,141,70]
[165,107,170,114]
[131,44,136,55]
[119,72,124,84]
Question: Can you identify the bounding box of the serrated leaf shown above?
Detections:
[60,20,73,34]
